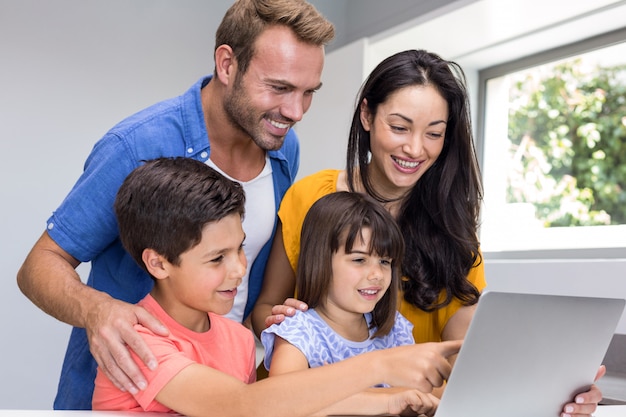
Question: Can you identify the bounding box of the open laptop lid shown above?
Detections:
[435,291,625,417]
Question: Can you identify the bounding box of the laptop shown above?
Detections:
[435,291,625,417]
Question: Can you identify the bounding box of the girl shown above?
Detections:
[262,191,439,416]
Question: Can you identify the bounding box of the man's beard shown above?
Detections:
[223,77,286,151]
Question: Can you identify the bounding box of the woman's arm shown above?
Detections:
[426,304,475,399]
[441,305,475,342]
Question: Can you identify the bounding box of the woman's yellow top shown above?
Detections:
[278,169,487,343]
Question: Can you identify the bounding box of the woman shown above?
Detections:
[251,49,604,416]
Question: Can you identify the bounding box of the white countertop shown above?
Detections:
[0,412,167,416]
[0,407,624,417]
[0,410,163,417]
[585,406,625,417]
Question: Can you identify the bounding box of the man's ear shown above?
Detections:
[359,98,372,131]
[214,44,237,86]
[142,249,168,280]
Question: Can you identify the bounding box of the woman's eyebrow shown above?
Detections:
[388,113,447,126]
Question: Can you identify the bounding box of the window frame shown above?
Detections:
[476,26,626,260]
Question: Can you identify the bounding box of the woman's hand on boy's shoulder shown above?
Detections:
[264,297,308,328]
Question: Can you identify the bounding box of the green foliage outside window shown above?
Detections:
[507,59,626,227]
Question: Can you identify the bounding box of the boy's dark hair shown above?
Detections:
[296,191,404,338]
[114,157,245,274]
[215,0,335,76]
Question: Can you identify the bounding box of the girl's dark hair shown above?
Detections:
[346,49,483,311]
[114,157,245,274]
[296,192,404,338]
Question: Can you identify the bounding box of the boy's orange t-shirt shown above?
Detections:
[92,294,256,412]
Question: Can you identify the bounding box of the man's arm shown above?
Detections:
[17,231,168,394]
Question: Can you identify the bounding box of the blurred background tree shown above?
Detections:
[506,59,626,227]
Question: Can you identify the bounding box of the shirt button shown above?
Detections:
[187,147,193,154]
[200,151,208,159]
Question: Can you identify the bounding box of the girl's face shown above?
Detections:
[325,227,393,316]
[360,84,449,200]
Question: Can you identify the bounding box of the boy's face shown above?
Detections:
[325,227,392,316]
[157,213,247,330]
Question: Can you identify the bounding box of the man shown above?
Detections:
[16,0,334,409]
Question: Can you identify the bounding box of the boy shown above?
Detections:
[92,157,460,417]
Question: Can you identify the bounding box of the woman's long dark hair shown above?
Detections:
[346,49,483,311]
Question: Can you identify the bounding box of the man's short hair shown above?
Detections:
[215,0,335,75]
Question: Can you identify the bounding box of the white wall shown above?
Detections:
[295,39,367,179]
[484,260,626,334]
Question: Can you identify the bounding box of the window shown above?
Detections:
[479,32,626,253]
